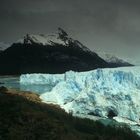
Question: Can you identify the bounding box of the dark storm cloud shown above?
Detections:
[0,0,140,64]
[0,0,139,31]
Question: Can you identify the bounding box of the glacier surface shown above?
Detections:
[20,66,140,133]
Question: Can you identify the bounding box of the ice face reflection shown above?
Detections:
[20,84,52,94]
[0,76,51,94]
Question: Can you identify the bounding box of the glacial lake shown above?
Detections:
[0,76,51,94]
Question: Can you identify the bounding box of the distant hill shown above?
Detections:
[97,52,133,67]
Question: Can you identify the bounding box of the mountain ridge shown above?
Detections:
[97,51,133,67]
[0,28,133,75]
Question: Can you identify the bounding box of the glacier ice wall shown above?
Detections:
[20,66,140,126]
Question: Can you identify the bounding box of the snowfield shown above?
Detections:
[20,66,140,134]
[17,34,66,46]
[0,42,10,50]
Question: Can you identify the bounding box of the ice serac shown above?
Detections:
[20,66,140,133]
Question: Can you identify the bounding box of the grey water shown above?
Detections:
[0,76,51,95]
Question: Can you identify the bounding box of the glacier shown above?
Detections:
[20,66,140,134]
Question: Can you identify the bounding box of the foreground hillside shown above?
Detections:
[0,87,139,140]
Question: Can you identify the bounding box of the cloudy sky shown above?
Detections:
[0,0,140,64]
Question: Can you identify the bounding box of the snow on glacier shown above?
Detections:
[20,66,140,128]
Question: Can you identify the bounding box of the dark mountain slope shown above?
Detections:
[0,29,109,74]
[0,28,132,75]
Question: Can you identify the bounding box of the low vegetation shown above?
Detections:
[0,87,139,140]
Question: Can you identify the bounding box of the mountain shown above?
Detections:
[16,28,94,53]
[0,28,108,75]
[0,42,10,51]
[20,66,140,135]
[98,52,133,67]
[0,28,132,75]
[16,33,133,67]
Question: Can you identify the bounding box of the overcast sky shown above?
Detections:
[0,0,140,64]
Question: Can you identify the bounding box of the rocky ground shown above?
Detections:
[0,86,139,140]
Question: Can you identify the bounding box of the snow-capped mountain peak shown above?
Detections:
[15,28,133,67]
[17,28,71,46]
[0,28,110,74]
[16,28,92,53]
[0,42,10,51]
[97,51,133,66]
[17,33,65,46]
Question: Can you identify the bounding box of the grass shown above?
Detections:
[0,87,139,140]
